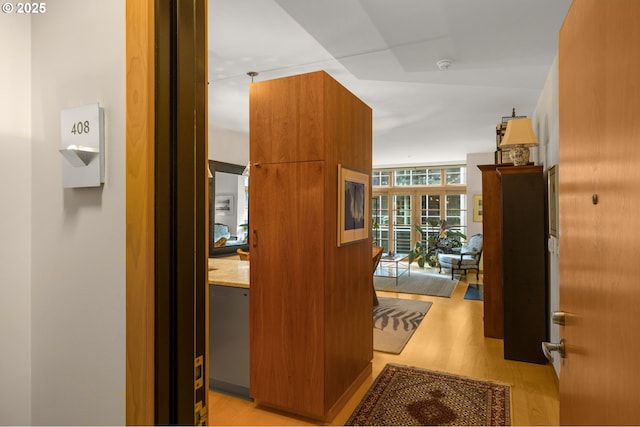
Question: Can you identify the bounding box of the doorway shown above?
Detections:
[125,0,209,424]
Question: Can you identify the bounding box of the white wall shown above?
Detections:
[533,54,561,376]
[209,125,249,165]
[30,1,125,424]
[466,152,494,271]
[0,12,32,426]
[466,152,494,238]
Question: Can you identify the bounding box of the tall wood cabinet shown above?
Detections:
[248,71,373,420]
[478,164,505,339]
[479,164,548,364]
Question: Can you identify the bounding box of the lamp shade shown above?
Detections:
[500,118,538,147]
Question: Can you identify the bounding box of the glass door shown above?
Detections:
[393,194,412,254]
[445,193,467,237]
[371,194,389,252]
[419,194,441,244]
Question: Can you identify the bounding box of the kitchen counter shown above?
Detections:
[208,257,249,288]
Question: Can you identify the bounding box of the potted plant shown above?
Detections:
[238,223,249,243]
[408,219,466,268]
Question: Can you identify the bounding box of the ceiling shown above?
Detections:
[208,0,572,167]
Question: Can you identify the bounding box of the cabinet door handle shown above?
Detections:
[252,230,258,248]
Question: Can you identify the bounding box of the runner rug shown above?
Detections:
[374,268,459,297]
[346,364,511,426]
[374,298,432,354]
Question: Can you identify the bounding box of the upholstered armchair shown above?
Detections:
[213,223,231,247]
[437,233,483,279]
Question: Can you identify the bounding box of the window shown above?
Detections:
[372,165,467,254]
[372,195,389,251]
[372,171,390,187]
[445,194,467,237]
[394,169,433,186]
[420,194,442,241]
[393,195,412,253]
[427,169,441,185]
[394,170,411,186]
[445,167,466,185]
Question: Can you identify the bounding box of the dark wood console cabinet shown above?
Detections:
[479,164,548,364]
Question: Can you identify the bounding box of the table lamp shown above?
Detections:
[499,118,538,166]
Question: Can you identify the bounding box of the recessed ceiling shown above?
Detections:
[208,0,572,167]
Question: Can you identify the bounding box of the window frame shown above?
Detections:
[372,165,467,254]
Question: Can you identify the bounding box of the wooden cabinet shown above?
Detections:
[498,166,548,364]
[249,71,373,420]
[478,164,505,338]
[478,164,548,364]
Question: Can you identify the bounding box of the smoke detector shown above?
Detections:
[436,59,452,70]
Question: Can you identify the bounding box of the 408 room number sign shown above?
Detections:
[61,103,102,150]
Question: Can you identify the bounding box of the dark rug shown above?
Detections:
[374,268,459,298]
[464,284,483,301]
[346,364,511,426]
[374,298,432,354]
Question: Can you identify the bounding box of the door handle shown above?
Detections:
[543,311,567,362]
[542,339,565,361]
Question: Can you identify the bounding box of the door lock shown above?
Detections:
[552,311,566,326]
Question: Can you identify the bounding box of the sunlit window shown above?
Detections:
[372,171,390,187]
[371,165,467,254]
[445,167,466,185]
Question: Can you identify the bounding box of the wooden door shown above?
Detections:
[249,161,326,418]
[559,1,640,424]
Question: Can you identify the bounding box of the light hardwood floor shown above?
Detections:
[208,269,559,426]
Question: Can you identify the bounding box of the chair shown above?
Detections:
[237,248,250,261]
[214,236,228,247]
[437,234,483,280]
[372,245,384,306]
[214,223,231,247]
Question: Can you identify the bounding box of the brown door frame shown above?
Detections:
[126,0,208,424]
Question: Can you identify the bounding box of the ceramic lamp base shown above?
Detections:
[508,145,530,166]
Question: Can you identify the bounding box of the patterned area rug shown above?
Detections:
[374,298,432,354]
[346,364,511,426]
[374,268,459,297]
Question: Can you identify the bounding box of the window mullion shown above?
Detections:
[411,190,420,250]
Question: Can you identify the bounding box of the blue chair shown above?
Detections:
[213,223,231,247]
[437,234,483,279]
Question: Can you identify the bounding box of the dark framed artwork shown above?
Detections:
[548,164,559,237]
[338,164,370,246]
[214,194,234,216]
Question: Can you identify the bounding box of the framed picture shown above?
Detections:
[473,194,483,222]
[338,165,370,246]
[548,165,559,237]
[495,149,511,165]
[214,194,234,216]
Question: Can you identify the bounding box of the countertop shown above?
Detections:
[208,257,250,289]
